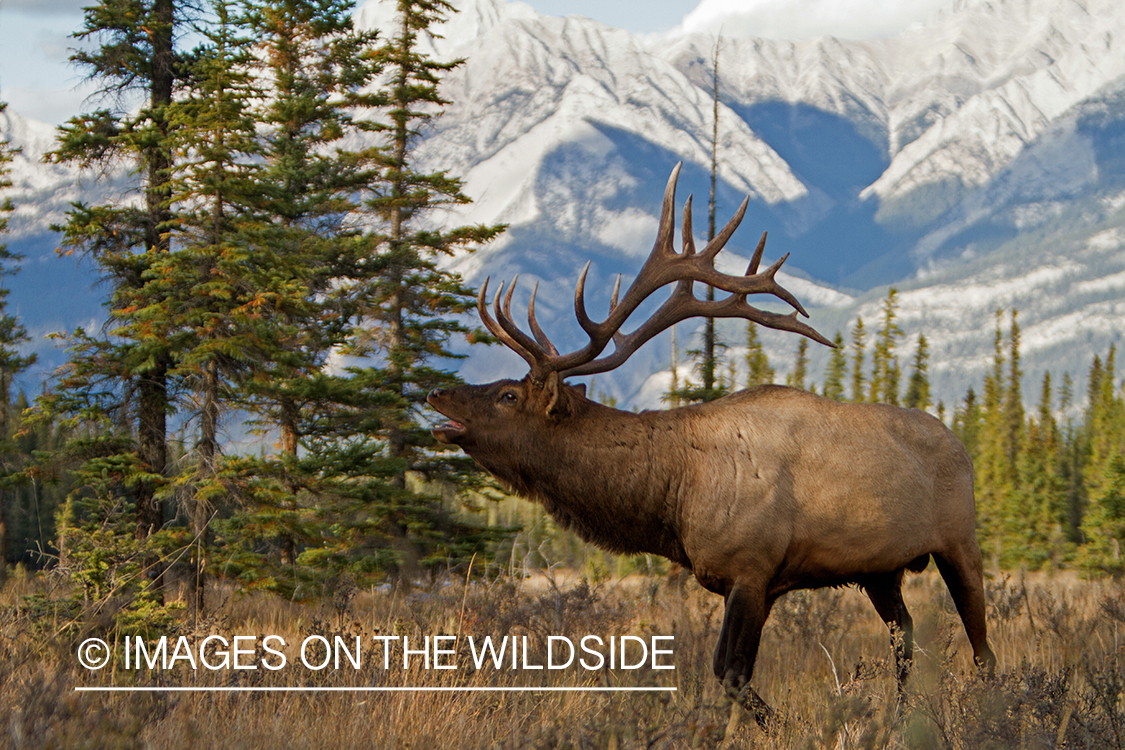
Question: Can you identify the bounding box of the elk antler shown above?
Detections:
[478,162,834,384]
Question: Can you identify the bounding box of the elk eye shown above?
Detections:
[500,391,518,403]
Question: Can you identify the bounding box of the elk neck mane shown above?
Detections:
[477,394,697,566]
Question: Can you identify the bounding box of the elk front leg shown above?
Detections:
[714,583,773,727]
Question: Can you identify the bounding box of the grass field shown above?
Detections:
[4,566,1125,749]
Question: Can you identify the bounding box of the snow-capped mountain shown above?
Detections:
[4,0,1124,412]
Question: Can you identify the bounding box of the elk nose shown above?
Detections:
[429,388,446,398]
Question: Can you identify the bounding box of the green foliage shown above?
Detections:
[0,104,35,394]
[953,387,982,463]
[903,333,931,410]
[1078,453,1125,575]
[17,1,1125,646]
[869,287,902,405]
[786,337,809,391]
[1001,373,1069,569]
[821,331,847,401]
[744,322,775,388]
[849,317,866,403]
[23,0,513,629]
[1,101,39,582]
[666,335,730,404]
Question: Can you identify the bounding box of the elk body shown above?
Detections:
[428,164,996,717]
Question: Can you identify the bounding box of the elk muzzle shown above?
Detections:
[428,388,466,444]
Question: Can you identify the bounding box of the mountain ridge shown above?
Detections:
[2,0,1123,411]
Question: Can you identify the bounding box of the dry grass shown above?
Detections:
[4,567,1125,749]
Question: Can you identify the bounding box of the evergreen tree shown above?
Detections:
[1086,344,1125,500]
[1061,372,1074,415]
[344,0,506,585]
[700,36,722,399]
[744,323,774,387]
[209,0,386,597]
[44,0,187,608]
[1079,452,1125,576]
[1056,371,1084,542]
[975,309,1009,562]
[142,0,272,614]
[903,333,931,410]
[668,334,730,403]
[0,102,38,581]
[869,288,902,404]
[849,317,866,402]
[953,387,982,463]
[1006,372,1067,569]
[671,37,731,405]
[1004,310,1025,469]
[786,338,808,390]
[821,330,847,401]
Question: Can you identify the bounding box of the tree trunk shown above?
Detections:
[703,37,721,394]
[134,0,175,600]
[279,397,299,568]
[191,358,220,618]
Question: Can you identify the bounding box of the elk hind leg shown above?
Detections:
[933,547,997,674]
[864,570,914,691]
[714,583,774,727]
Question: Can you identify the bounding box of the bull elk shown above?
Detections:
[428,163,996,719]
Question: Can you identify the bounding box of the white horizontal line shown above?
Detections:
[75,686,677,693]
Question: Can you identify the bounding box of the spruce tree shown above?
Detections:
[699,35,723,399]
[975,309,1009,562]
[144,0,268,614]
[869,288,902,404]
[787,338,808,390]
[849,317,866,402]
[1004,310,1025,470]
[821,330,847,401]
[670,37,732,405]
[1007,372,1066,569]
[1079,452,1125,576]
[44,0,186,607]
[668,336,730,403]
[0,102,37,582]
[744,323,774,387]
[903,333,931,410]
[1086,345,1125,500]
[345,0,506,585]
[210,0,385,596]
[953,387,982,463]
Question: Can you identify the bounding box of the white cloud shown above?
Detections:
[672,0,951,40]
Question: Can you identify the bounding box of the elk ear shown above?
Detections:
[543,371,567,416]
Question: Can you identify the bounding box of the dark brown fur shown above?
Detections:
[430,374,997,716]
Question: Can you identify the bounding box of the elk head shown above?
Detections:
[429,162,833,442]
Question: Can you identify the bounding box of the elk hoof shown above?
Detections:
[976,653,998,681]
[722,674,774,730]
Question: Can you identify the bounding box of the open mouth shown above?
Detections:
[431,418,466,443]
[427,393,467,443]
